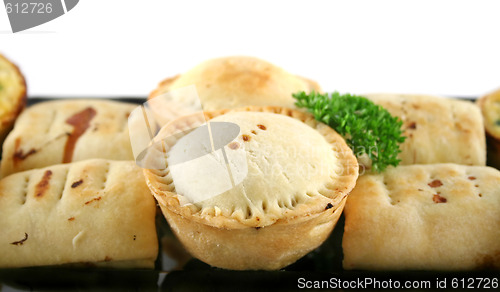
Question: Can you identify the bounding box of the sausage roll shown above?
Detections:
[1,99,137,177]
[343,164,500,270]
[364,93,486,166]
[0,159,158,268]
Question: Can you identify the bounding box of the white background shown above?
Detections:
[0,0,499,98]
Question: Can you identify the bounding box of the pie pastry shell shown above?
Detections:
[144,106,358,270]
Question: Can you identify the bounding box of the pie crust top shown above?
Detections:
[148,56,320,111]
[144,106,358,229]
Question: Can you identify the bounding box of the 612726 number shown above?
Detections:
[451,277,498,289]
[5,2,53,14]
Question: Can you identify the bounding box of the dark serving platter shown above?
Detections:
[0,97,498,291]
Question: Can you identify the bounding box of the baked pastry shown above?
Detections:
[1,99,137,177]
[144,106,358,270]
[149,56,321,111]
[343,164,500,270]
[0,54,27,146]
[0,159,158,268]
[477,88,500,169]
[364,93,486,166]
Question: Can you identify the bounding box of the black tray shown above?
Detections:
[0,97,498,291]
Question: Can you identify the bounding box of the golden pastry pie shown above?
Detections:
[149,56,321,111]
[1,99,137,177]
[0,54,27,146]
[343,164,500,270]
[364,93,486,166]
[144,106,358,270]
[0,159,158,268]
[477,88,500,168]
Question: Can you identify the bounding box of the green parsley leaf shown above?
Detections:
[293,91,406,172]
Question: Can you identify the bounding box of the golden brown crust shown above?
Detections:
[298,75,322,92]
[144,106,358,229]
[0,54,27,146]
[161,196,346,270]
[477,89,500,168]
[477,88,500,140]
[343,164,500,271]
[147,56,321,111]
[1,99,137,177]
[149,74,180,99]
[365,93,486,166]
[0,159,158,268]
[144,106,358,270]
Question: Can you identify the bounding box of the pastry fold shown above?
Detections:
[0,159,158,268]
[365,94,486,166]
[1,100,137,177]
[343,164,500,270]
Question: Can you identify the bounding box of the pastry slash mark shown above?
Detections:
[325,203,333,210]
[68,217,75,221]
[257,124,267,130]
[428,179,443,188]
[13,138,37,165]
[84,196,101,205]
[10,233,28,246]
[64,107,97,163]
[35,170,53,198]
[242,134,251,142]
[468,176,476,180]
[71,179,84,188]
[433,193,447,203]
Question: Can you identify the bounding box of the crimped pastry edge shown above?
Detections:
[160,196,347,270]
[144,106,358,229]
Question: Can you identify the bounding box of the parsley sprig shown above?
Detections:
[293,91,406,172]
